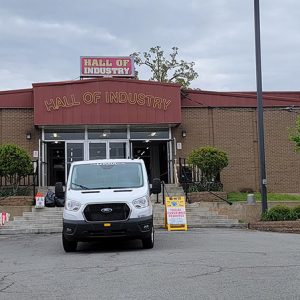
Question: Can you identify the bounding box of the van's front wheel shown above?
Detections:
[62,234,78,252]
[142,227,154,249]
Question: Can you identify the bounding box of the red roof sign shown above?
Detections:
[80,56,135,78]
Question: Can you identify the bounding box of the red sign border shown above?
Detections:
[80,56,135,78]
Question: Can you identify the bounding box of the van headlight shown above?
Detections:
[65,200,81,211]
[133,197,149,209]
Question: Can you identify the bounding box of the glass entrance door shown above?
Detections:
[66,142,84,177]
[131,141,169,182]
[109,142,127,158]
[89,142,107,160]
[88,141,127,160]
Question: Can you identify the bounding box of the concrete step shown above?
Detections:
[153,209,212,214]
[31,208,64,213]
[23,211,63,215]
[0,220,241,234]
[14,216,62,221]
[186,218,238,224]
[20,214,63,219]
[186,216,228,220]
[154,222,244,229]
[0,223,62,232]
[0,196,241,234]
[0,227,62,234]
[4,220,63,226]
[30,209,63,212]
[185,223,245,228]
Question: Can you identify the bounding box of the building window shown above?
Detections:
[88,129,127,139]
[109,142,126,158]
[89,143,106,160]
[44,129,85,140]
[130,128,169,140]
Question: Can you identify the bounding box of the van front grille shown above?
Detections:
[83,203,130,222]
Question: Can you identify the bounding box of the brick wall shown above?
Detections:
[0,108,39,159]
[0,196,33,206]
[174,107,300,193]
[1,107,300,193]
[215,201,300,223]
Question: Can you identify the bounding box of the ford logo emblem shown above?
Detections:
[101,208,113,213]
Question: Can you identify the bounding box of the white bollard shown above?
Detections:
[246,193,256,205]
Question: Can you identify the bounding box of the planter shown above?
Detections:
[188,191,227,203]
[249,220,300,233]
[0,196,33,206]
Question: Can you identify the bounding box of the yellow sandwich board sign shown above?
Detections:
[165,196,187,231]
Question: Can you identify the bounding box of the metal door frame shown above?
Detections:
[65,141,86,180]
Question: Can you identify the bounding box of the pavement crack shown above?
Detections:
[97,267,119,276]
[0,282,14,292]
[186,263,300,280]
[0,272,15,293]
[187,266,223,278]
[227,264,300,271]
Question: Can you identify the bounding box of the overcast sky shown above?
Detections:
[0,0,299,92]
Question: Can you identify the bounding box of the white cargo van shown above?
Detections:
[58,159,161,252]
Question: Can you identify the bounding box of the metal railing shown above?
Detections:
[0,160,39,201]
[178,157,232,205]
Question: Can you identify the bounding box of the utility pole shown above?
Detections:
[254,0,268,213]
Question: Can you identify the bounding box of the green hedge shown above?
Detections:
[292,206,300,219]
[261,205,300,221]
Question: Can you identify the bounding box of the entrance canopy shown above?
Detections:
[33,78,182,126]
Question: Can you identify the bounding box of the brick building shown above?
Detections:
[1,77,300,192]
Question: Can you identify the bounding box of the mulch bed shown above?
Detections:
[249,220,300,233]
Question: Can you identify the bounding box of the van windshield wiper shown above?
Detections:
[100,187,131,190]
[71,183,89,190]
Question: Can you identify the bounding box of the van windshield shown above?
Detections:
[70,162,144,190]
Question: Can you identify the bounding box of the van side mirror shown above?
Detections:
[55,182,65,199]
[151,178,161,194]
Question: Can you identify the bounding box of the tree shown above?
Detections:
[131,46,198,88]
[187,146,229,182]
[0,144,33,194]
[290,117,300,150]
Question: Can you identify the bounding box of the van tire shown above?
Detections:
[142,227,154,249]
[62,234,77,252]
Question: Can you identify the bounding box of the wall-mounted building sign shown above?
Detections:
[80,56,135,78]
[33,78,181,125]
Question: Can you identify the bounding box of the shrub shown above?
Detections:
[187,146,228,182]
[292,205,300,219]
[0,144,33,194]
[261,205,297,221]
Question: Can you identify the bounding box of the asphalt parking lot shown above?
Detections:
[0,228,300,300]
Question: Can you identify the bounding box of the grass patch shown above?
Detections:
[228,192,300,202]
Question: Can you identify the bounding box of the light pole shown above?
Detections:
[254,0,268,213]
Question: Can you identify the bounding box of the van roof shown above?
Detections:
[70,159,144,166]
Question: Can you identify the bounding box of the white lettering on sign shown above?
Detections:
[84,67,130,75]
[84,59,113,67]
[80,56,134,77]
